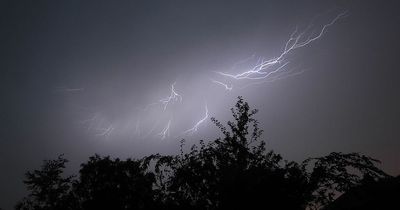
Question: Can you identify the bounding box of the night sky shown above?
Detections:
[1,0,400,209]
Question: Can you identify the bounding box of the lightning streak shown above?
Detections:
[159,119,171,140]
[184,104,209,135]
[216,12,347,83]
[160,82,183,110]
[54,87,84,93]
[81,112,114,137]
[238,67,307,90]
[211,80,233,91]
[76,12,346,141]
[96,125,114,137]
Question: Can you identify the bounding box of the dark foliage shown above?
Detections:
[16,97,391,210]
[73,155,159,210]
[324,176,400,210]
[15,155,75,210]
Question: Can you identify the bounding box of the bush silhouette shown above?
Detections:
[16,97,391,210]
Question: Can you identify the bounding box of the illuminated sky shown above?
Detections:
[1,1,400,209]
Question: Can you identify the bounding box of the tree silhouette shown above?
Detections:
[15,155,75,210]
[325,176,400,210]
[303,152,388,209]
[16,97,391,210]
[149,97,388,209]
[73,155,159,210]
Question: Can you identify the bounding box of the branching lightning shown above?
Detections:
[81,112,114,138]
[215,12,347,87]
[211,79,233,91]
[184,104,209,135]
[75,12,346,141]
[160,82,182,110]
[237,66,308,89]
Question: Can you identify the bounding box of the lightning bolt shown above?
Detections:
[211,79,233,91]
[158,119,171,140]
[160,82,183,110]
[54,87,84,93]
[216,12,347,84]
[184,104,209,135]
[75,12,346,141]
[81,112,114,138]
[237,66,308,89]
[96,125,114,137]
[133,82,182,139]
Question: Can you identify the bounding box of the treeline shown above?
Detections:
[16,97,393,210]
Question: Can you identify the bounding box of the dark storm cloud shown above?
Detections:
[1,1,400,209]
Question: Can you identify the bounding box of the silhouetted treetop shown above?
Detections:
[73,155,158,210]
[15,155,74,210]
[16,97,392,210]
